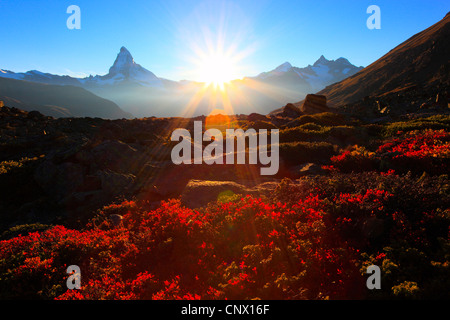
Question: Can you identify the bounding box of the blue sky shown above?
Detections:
[0,0,448,81]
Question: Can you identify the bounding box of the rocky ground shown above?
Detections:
[1,90,448,236]
[0,105,286,233]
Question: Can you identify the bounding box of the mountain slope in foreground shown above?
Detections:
[298,12,450,109]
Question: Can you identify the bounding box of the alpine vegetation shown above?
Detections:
[171,121,279,175]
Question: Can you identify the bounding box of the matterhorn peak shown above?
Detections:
[109,46,136,75]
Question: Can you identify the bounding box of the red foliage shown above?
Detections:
[0,195,366,300]
[328,129,450,174]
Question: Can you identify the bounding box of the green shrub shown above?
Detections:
[279,124,331,143]
[247,120,278,131]
[1,223,52,240]
[278,141,336,165]
[383,117,450,137]
[392,281,420,299]
[0,156,42,175]
[285,112,349,128]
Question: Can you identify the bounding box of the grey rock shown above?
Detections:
[109,214,123,226]
[96,169,136,195]
[300,94,330,114]
[34,160,85,199]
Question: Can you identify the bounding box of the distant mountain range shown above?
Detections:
[2,11,450,119]
[0,47,362,118]
[0,77,132,119]
[251,56,363,93]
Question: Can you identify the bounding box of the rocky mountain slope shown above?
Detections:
[308,11,450,109]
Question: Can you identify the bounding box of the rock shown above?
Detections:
[268,115,291,127]
[290,163,324,178]
[96,169,136,195]
[436,93,448,107]
[135,184,164,204]
[300,94,330,114]
[247,113,268,122]
[34,160,85,200]
[90,140,140,173]
[74,149,94,164]
[27,110,44,120]
[147,144,172,161]
[380,106,390,114]
[49,138,90,163]
[280,103,303,118]
[10,107,26,115]
[420,102,432,109]
[79,175,102,191]
[102,122,123,137]
[181,180,251,209]
[109,214,123,226]
[180,179,279,209]
[58,190,106,208]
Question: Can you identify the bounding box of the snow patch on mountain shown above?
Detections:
[0,47,164,89]
[275,62,292,72]
[0,69,25,80]
[253,55,363,93]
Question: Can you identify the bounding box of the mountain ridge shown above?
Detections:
[0,77,133,119]
[0,48,362,117]
[299,11,450,109]
[1,49,361,91]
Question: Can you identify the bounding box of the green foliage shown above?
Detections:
[383,115,450,137]
[245,120,278,131]
[279,124,331,143]
[286,112,350,128]
[1,223,52,240]
[0,157,40,175]
[278,141,336,165]
[0,110,449,300]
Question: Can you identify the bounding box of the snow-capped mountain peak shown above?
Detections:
[252,55,363,93]
[335,57,351,65]
[108,46,136,75]
[85,47,162,87]
[274,62,293,72]
[313,55,329,66]
[0,47,164,88]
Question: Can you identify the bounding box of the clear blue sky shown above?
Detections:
[0,0,448,81]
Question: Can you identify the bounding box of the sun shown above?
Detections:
[197,53,237,89]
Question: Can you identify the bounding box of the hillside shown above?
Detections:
[296,12,450,109]
[0,102,449,300]
[0,77,132,119]
[0,8,449,303]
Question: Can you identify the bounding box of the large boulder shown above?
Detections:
[300,94,330,114]
[34,160,85,200]
[181,180,250,209]
[279,103,303,118]
[95,169,136,195]
[90,140,140,174]
[269,103,302,119]
[289,162,325,178]
[247,112,269,122]
[180,180,279,209]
